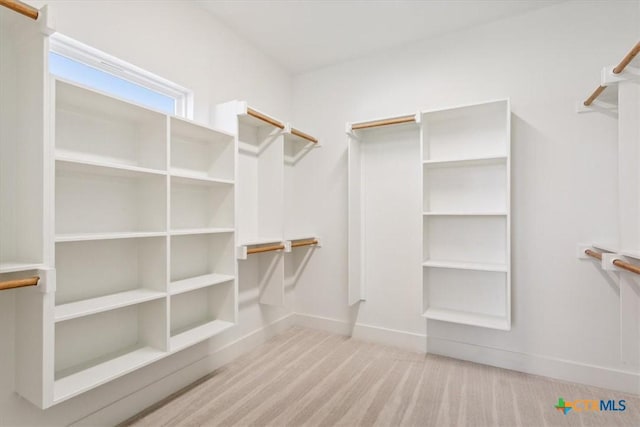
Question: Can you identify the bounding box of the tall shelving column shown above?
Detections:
[421,100,511,330]
[168,117,237,352]
[51,79,170,403]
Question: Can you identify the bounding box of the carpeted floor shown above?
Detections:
[123,327,640,426]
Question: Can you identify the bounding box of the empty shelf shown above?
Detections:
[55,289,166,322]
[56,154,167,177]
[422,260,507,272]
[170,170,234,186]
[592,242,619,253]
[0,262,43,274]
[423,212,507,216]
[423,308,509,330]
[170,320,234,352]
[423,155,507,168]
[56,231,167,243]
[170,228,235,236]
[169,274,235,295]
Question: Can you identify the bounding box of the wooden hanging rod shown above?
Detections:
[583,41,640,106]
[291,239,318,248]
[613,41,640,74]
[291,128,318,144]
[585,249,603,260]
[0,0,38,20]
[247,107,285,129]
[613,258,640,275]
[0,276,39,291]
[247,244,285,255]
[352,115,416,130]
[583,85,608,107]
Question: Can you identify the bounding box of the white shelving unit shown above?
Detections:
[421,99,511,330]
[346,100,510,330]
[7,57,238,407]
[212,102,320,307]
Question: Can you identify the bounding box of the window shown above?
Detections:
[49,33,193,118]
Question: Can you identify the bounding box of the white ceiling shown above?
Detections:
[199,0,564,74]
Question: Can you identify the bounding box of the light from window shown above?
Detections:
[49,52,176,115]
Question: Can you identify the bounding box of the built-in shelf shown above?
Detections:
[0,262,43,274]
[240,237,283,246]
[423,308,510,330]
[170,320,234,352]
[621,250,640,260]
[423,211,507,216]
[592,242,619,253]
[169,170,234,185]
[56,154,166,177]
[170,228,235,236]
[169,274,235,296]
[54,289,166,322]
[53,346,165,403]
[423,155,507,168]
[422,260,507,272]
[56,231,167,243]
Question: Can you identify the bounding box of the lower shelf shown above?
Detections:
[54,346,165,403]
[170,320,234,352]
[423,308,510,330]
[0,262,43,274]
[54,289,166,322]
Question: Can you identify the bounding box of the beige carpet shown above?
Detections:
[124,327,640,427]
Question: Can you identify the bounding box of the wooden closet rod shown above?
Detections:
[247,244,285,255]
[0,0,39,20]
[291,128,318,144]
[613,41,640,74]
[0,276,39,291]
[583,86,607,107]
[247,107,285,129]
[585,249,602,260]
[352,115,416,130]
[291,239,318,248]
[613,258,640,275]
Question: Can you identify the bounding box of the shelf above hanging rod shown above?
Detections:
[0,0,39,20]
[0,276,39,291]
[351,114,416,130]
[246,107,285,129]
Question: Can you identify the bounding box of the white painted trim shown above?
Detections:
[49,33,194,118]
[73,314,296,426]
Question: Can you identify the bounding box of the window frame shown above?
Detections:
[49,33,194,118]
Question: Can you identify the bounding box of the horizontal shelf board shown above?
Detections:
[170,228,235,236]
[621,250,640,260]
[169,274,235,295]
[423,212,507,216]
[170,169,234,186]
[170,116,235,140]
[423,155,507,168]
[55,289,166,322]
[422,260,507,272]
[56,231,167,243]
[170,320,234,352]
[56,155,166,177]
[54,346,165,404]
[423,308,509,330]
[592,242,619,253]
[285,235,317,242]
[0,262,43,274]
[240,237,283,246]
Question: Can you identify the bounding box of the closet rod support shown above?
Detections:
[0,0,38,20]
[351,115,416,130]
[247,244,285,255]
[613,41,640,74]
[0,276,39,291]
[247,107,285,129]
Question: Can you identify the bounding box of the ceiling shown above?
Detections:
[199,0,564,74]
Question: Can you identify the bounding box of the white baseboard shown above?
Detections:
[74,314,296,426]
[293,313,427,353]
[294,313,640,395]
[427,336,640,395]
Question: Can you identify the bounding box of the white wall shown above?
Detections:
[291,0,640,390]
[0,1,294,425]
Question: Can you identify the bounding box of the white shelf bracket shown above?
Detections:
[236,246,248,261]
[575,100,618,118]
[37,268,56,293]
[576,243,593,259]
[602,253,619,272]
[602,66,640,85]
